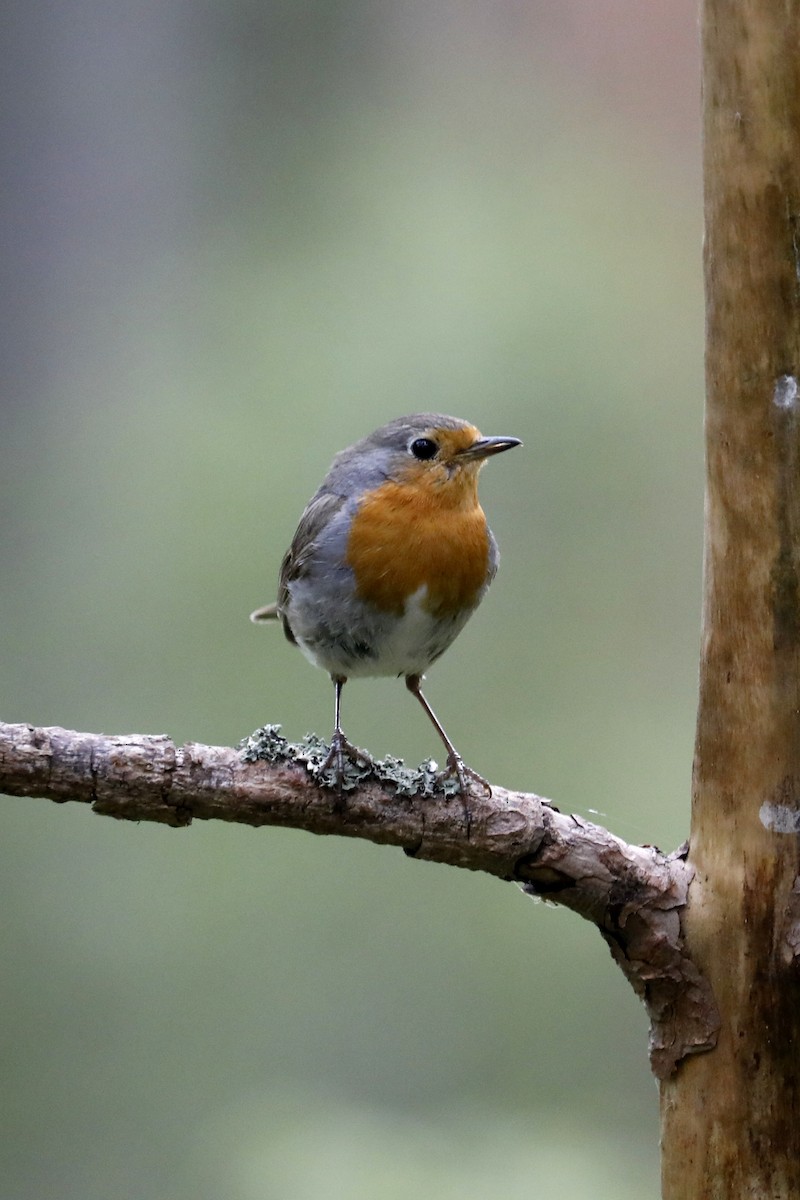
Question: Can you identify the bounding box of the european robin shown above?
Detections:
[250,413,521,795]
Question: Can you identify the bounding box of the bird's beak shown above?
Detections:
[456,435,522,462]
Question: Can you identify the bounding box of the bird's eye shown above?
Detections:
[410,437,438,461]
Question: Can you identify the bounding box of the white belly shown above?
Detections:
[294,584,473,680]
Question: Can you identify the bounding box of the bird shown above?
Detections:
[250,413,521,796]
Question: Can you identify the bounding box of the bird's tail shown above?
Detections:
[250,603,280,623]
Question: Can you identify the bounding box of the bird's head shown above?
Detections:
[365,413,521,507]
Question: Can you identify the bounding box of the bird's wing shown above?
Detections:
[277,490,347,602]
[250,491,348,628]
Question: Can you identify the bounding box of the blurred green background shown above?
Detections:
[1,3,703,1197]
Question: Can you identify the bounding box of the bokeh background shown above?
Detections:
[1,3,703,1197]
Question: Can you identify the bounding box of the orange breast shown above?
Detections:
[345,476,491,620]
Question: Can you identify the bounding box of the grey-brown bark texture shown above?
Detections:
[659,1,800,1196]
[0,718,717,1079]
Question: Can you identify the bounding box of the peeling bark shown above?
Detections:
[0,718,718,1078]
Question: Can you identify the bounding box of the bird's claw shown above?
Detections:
[317,731,374,794]
[439,753,492,799]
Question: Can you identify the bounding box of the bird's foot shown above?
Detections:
[316,731,374,796]
[438,752,492,798]
[433,754,490,838]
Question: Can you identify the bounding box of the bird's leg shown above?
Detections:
[318,676,372,789]
[405,674,492,802]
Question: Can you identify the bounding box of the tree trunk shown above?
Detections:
[660,1,800,1194]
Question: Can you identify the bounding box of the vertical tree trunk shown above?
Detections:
[660,1,800,1195]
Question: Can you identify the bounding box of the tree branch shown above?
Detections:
[0,719,718,1077]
